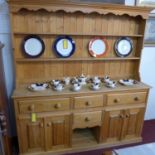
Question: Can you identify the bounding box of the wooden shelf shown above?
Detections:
[14,32,143,38]
[16,57,140,62]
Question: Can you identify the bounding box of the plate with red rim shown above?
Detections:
[88,38,108,58]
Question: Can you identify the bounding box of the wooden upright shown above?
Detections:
[9,1,151,155]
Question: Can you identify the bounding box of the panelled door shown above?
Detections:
[102,109,123,142]
[121,107,145,140]
[45,115,71,150]
[18,117,45,153]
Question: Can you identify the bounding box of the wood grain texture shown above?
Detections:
[9,2,151,155]
[8,0,152,19]
[10,9,148,86]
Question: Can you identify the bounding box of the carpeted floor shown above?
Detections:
[65,119,155,155]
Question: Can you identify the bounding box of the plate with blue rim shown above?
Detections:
[114,37,133,57]
[22,35,45,58]
[53,36,75,58]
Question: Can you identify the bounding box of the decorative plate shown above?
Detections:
[22,35,45,58]
[119,79,138,86]
[53,36,75,58]
[88,38,108,57]
[114,37,133,57]
[28,83,48,92]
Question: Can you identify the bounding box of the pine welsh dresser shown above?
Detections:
[9,1,151,155]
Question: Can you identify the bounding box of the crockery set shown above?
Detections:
[28,74,137,92]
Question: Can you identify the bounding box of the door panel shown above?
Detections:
[122,107,145,140]
[45,115,71,150]
[102,110,123,142]
[18,117,45,153]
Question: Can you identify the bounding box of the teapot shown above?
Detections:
[78,74,87,84]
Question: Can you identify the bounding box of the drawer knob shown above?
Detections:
[114,99,119,103]
[119,114,124,118]
[47,122,52,127]
[85,101,91,106]
[134,97,139,101]
[29,105,35,111]
[126,114,130,118]
[54,103,61,109]
[40,123,44,128]
[85,117,90,122]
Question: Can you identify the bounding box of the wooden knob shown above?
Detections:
[134,97,139,101]
[40,123,44,128]
[54,103,61,109]
[114,99,119,103]
[85,117,90,122]
[47,122,51,127]
[85,101,91,106]
[29,105,35,111]
[126,114,130,118]
[119,114,124,118]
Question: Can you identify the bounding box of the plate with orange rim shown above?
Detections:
[88,38,108,58]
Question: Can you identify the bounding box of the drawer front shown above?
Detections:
[18,98,70,113]
[74,95,103,109]
[107,92,147,106]
[73,111,102,129]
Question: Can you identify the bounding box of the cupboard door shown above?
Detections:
[121,107,145,140]
[45,115,71,150]
[18,117,45,153]
[102,109,123,142]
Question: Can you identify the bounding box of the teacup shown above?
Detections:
[63,77,70,85]
[106,81,117,88]
[54,83,64,91]
[52,80,60,86]
[91,82,100,90]
[72,82,81,91]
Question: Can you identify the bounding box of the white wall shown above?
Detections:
[0,0,15,135]
[140,47,155,120]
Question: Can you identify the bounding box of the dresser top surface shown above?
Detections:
[12,81,150,99]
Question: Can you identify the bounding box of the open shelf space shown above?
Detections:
[15,57,140,62]
[72,128,99,147]
[14,32,144,38]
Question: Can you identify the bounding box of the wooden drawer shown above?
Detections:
[18,98,70,113]
[73,111,102,129]
[107,92,147,106]
[74,95,103,109]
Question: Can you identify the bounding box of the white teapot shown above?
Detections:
[78,74,87,85]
